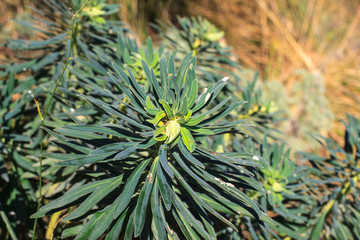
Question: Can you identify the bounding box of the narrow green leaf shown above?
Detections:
[167,55,175,76]
[145,107,162,116]
[176,96,188,117]
[157,165,173,211]
[149,111,166,126]
[114,147,138,160]
[171,209,193,239]
[105,207,130,240]
[172,152,220,196]
[142,60,163,100]
[180,127,196,152]
[201,96,231,117]
[108,72,147,111]
[170,164,238,231]
[147,37,154,64]
[125,64,147,100]
[177,53,193,86]
[172,194,214,240]
[154,126,166,137]
[56,152,117,166]
[165,87,176,105]
[159,145,174,178]
[192,128,214,135]
[151,179,167,240]
[134,157,158,237]
[198,101,245,127]
[186,114,206,127]
[87,201,122,240]
[160,58,167,93]
[159,100,174,119]
[62,125,143,140]
[208,77,229,104]
[192,84,215,113]
[63,174,124,221]
[61,225,82,239]
[80,94,153,131]
[178,140,205,168]
[187,79,198,109]
[42,127,90,154]
[124,212,135,239]
[114,159,150,218]
[182,57,196,101]
[91,142,140,155]
[310,213,327,240]
[74,204,113,240]
[178,110,192,124]
[31,178,116,218]
[146,96,155,109]
[155,134,166,142]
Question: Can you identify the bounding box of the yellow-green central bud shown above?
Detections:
[165,120,181,144]
[272,181,284,193]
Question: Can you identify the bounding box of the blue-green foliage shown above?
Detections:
[1,0,358,239]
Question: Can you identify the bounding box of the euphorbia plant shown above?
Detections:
[301,114,360,239]
[154,16,240,87]
[155,17,282,144]
[234,138,312,239]
[31,53,272,239]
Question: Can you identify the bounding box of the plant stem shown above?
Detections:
[31,1,88,239]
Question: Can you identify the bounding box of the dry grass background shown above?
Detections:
[2,0,360,149]
[185,0,360,144]
[0,0,36,61]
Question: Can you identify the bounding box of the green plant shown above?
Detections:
[216,136,311,239]
[301,114,360,239]
[31,53,272,239]
[3,1,360,239]
[154,16,240,87]
[155,17,282,145]
[0,0,125,238]
[237,73,282,142]
[0,66,41,240]
[0,4,292,239]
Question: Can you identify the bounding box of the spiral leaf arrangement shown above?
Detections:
[31,53,271,239]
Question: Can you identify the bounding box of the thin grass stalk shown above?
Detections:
[31,1,89,239]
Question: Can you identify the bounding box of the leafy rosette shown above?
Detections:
[31,53,271,239]
[154,16,240,86]
[241,139,311,239]
[301,114,360,239]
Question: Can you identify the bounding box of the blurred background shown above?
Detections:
[1,0,359,152]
